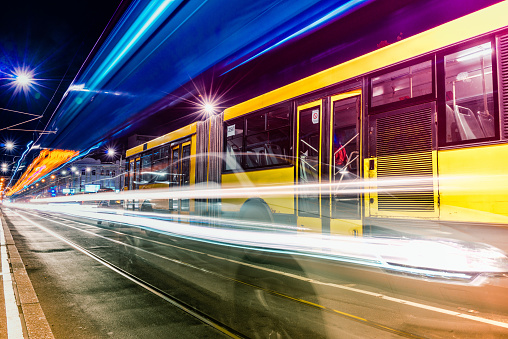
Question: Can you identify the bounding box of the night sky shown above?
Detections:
[0,1,123,174]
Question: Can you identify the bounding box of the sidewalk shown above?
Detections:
[0,211,54,339]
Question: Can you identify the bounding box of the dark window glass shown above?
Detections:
[371,60,432,107]
[106,170,110,176]
[81,169,86,175]
[92,170,96,176]
[246,114,266,134]
[112,170,116,176]
[244,129,290,169]
[267,108,290,129]
[444,42,495,143]
[153,150,160,160]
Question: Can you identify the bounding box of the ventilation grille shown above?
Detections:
[499,34,508,139]
[376,107,434,211]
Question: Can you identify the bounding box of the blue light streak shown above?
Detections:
[87,0,178,89]
[222,0,372,75]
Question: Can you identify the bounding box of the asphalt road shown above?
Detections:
[3,206,508,338]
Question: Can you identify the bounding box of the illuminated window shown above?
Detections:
[444,42,496,143]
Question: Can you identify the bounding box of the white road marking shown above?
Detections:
[1,215,25,339]
[13,208,508,330]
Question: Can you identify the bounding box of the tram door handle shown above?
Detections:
[369,159,375,171]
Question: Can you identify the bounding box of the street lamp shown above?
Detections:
[10,66,36,95]
[4,141,14,151]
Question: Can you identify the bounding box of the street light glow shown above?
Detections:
[10,66,37,96]
[107,148,116,156]
[204,103,215,115]
[16,73,32,86]
[5,141,14,150]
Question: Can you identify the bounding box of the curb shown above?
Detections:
[1,211,54,339]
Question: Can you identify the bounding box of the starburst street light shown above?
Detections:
[4,141,14,150]
[6,65,39,97]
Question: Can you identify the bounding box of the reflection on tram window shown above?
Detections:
[371,60,432,107]
[224,106,291,171]
[444,42,495,143]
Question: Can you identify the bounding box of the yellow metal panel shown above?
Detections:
[438,144,508,224]
[221,167,295,213]
[126,145,144,158]
[224,2,508,121]
[330,219,362,236]
[126,123,197,158]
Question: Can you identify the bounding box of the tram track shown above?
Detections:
[7,207,508,337]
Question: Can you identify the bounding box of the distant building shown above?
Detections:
[54,158,124,195]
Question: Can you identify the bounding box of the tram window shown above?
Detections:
[444,42,495,143]
[142,153,151,170]
[225,136,243,171]
[224,106,291,171]
[225,118,243,137]
[267,108,290,129]
[244,129,290,169]
[153,149,160,160]
[371,60,432,107]
[246,114,266,134]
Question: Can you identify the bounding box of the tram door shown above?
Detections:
[297,100,323,232]
[297,91,363,235]
[329,91,362,236]
[169,142,191,213]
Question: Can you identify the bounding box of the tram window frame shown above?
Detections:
[368,57,436,114]
[223,104,292,172]
[437,37,500,147]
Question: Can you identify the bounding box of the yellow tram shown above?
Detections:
[125,2,508,238]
